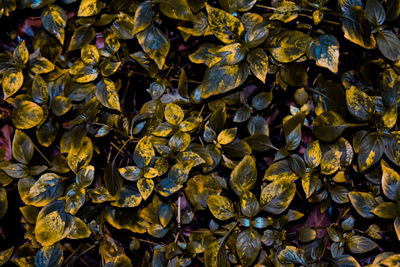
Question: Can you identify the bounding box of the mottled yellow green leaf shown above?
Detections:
[261,178,296,214]
[134,136,155,167]
[205,3,244,44]
[12,100,44,129]
[137,26,170,70]
[165,102,184,125]
[269,1,299,23]
[66,216,91,239]
[247,48,269,83]
[217,127,237,145]
[81,44,100,65]
[308,35,339,73]
[41,5,67,44]
[207,194,236,220]
[13,40,29,65]
[137,178,154,200]
[78,0,101,17]
[12,130,34,164]
[96,78,121,111]
[2,68,24,99]
[270,31,312,63]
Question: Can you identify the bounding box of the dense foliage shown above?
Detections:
[0,0,400,266]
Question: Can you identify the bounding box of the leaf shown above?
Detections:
[204,239,229,267]
[0,162,29,178]
[386,0,400,21]
[159,0,193,21]
[77,0,101,17]
[334,255,361,267]
[217,128,237,145]
[2,68,24,99]
[96,78,121,111]
[24,173,64,207]
[321,150,342,175]
[269,31,312,63]
[29,57,55,74]
[134,136,155,168]
[308,35,339,73]
[229,155,257,196]
[348,191,377,218]
[158,203,173,228]
[381,160,400,201]
[261,178,296,214]
[164,103,184,126]
[34,243,63,267]
[118,166,142,181]
[68,25,96,51]
[133,1,153,35]
[244,21,269,48]
[346,86,374,121]
[32,75,49,105]
[0,246,14,266]
[298,226,316,243]
[35,200,69,246]
[205,3,244,44]
[211,43,246,66]
[137,26,170,70]
[278,246,306,265]
[236,229,261,266]
[304,141,321,168]
[41,5,67,44]
[0,188,7,220]
[137,178,154,200]
[346,235,377,254]
[376,30,400,61]
[13,40,29,65]
[52,96,72,116]
[365,0,386,26]
[340,2,376,49]
[65,184,85,215]
[395,217,400,241]
[358,132,384,172]
[312,111,351,142]
[76,165,94,188]
[263,159,298,181]
[111,186,142,208]
[81,44,100,65]
[269,1,299,23]
[372,202,399,219]
[112,13,135,39]
[207,195,236,220]
[66,216,91,239]
[201,62,249,99]
[247,48,269,83]
[185,175,222,211]
[12,130,34,164]
[240,191,259,218]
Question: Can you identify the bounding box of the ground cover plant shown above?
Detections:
[0,0,400,266]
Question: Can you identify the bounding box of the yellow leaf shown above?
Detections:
[81,44,100,65]
[78,0,101,17]
[2,68,24,99]
[137,178,154,200]
[12,100,44,129]
[164,102,184,125]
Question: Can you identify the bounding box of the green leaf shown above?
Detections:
[348,191,377,218]
[346,235,377,254]
[13,40,29,65]
[312,111,351,142]
[278,246,306,265]
[244,21,269,48]
[164,102,184,126]
[96,78,121,111]
[308,35,339,73]
[24,173,64,207]
[0,162,29,178]
[111,186,142,208]
[201,62,249,99]
[298,226,316,243]
[376,30,400,61]
[264,159,298,181]
[185,175,222,211]
[365,0,386,26]
[12,130,34,164]
[65,184,85,215]
[269,1,299,23]
[67,136,93,173]
[358,132,384,172]
[66,216,91,239]
[137,26,170,70]
[386,0,400,21]
[12,100,44,130]
[77,0,101,17]
[207,195,236,220]
[29,57,55,74]
[247,48,269,83]
[372,202,399,219]
[75,165,94,188]
[204,239,229,267]
[2,68,24,99]
[0,246,14,266]
[320,150,342,175]
[381,160,400,201]
[0,188,7,220]
[137,178,154,200]
[52,96,72,116]
[41,5,67,44]
[32,75,49,105]
[132,1,153,35]
[340,1,376,49]
[205,3,244,44]
[68,25,96,51]
[346,86,374,121]
[35,243,63,267]
[158,203,173,228]
[334,255,361,267]
[269,31,312,63]
[261,178,296,214]
[236,229,261,266]
[35,200,69,246]
[229,155,257,196]
[240,191,259,218]
[159,0,193,21]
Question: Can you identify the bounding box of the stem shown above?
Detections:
[178,191,181,229]
[32,143,51,165]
